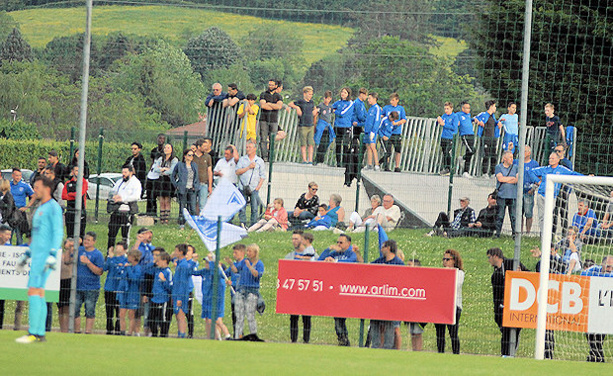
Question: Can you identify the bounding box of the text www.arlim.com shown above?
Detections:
[338,283,427,300]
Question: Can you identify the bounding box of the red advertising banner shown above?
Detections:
[276,260,457,324]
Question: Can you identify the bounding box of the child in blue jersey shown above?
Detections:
[15,176,63,344]
[150,249,173,337]
[474,100,500,177]
[223,243,246,337]
[74,231,104,334]
[382,93,407,172]
[437,102,458,176]
[352,88,368,140]
[171,243,197,338]
[378,111,399,171]
[456,101,475,177]
[305,204,332,230]
[228,243,264,340]
[498,102,519,156]
[118,249,142,336]
[314,91,335,165]
[193,253,231,340]
[103,241,128,335]
[331,87,354,168]
[363,92,382,170]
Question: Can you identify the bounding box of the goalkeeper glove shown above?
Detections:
[44,255,58,271]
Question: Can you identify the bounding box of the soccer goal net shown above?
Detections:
[535,174,613,362]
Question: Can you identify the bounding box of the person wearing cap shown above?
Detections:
[48,150,68,183]
[428,197,475,237]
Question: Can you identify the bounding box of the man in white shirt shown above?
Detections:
[213,145,239,186]
[353,194,401,232]
[107,165,142,252]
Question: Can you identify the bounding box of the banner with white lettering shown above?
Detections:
[0,245,61,301]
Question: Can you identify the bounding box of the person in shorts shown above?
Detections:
[288,86,317,164]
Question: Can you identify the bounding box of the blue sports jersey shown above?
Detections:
[581,265,613,277]
[572,209,599,234]
[194,261,226,319]
[440,112,458,140]
[514,159,540,193]
[331,100,354,128]
[378,116,394,138]
[76,246,104,291]
[10,180,34,208]
[225,260,242,297]
[371,256,404,265]
[28,199,63,285]
[104,255,128,292]
[474,112,500,138]
[456,111,474,136]
[499,113,518,135]
[236,258,264,289]
[364,104,382,134]
[151,266,173,303]
[318,246,357,263]
[382,104,407,135]
[352,98,367,128]
[172,258,195,299]
[529,165,583,198]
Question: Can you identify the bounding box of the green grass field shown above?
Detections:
[1,330,610,375]
[10,5,353,66]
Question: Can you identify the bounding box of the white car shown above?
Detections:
[87,173,123,200]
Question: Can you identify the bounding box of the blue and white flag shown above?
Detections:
[184,179,248,252]
[377,224,388,257]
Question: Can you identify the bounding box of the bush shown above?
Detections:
[0,119,40,140]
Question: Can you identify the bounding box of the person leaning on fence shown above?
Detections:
[581,255,613,362]
[107,165,142,251]
[497,102,519,156]
[151,144,178,225]
[205,83,228,108]
[428,197,475,238]
[228,243,264,340]
[259,79,284,161]
[288,86,317,164]
[248,198,288,233]
[172,149,200,228]
[125,142,147,192]
[287,182,319,229]
[435,249,464,354]
[456,101,475,178]
[236,140,266,227]
[74,231,104,334]
[314,90,335,165]
[237,94,259,142]
[466,193,498,237]
[437,102,458,176]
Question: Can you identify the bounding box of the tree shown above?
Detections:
[113,40,204,127]
[41,33,100,83]
[97,32,138,71]
[245,25,305,66]
[0,12,19,39]
[183,27,241,79]
[0,28,32,64]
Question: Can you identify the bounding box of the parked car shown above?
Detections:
[87,173,123,200]
[1,169,34,184]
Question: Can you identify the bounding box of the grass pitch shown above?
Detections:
[1,331,610,375]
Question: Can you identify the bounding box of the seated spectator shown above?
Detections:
[466,193,498,237]
[288,182,320,228]
[247,198,288,233]
[572,199,601,243]
[326,194,345,229]
[557,226,582,274]
[600,190,613,236]
[305,204,332,230]
[427,197,475,238]
[352,194,401,232]
[348,195,381,232]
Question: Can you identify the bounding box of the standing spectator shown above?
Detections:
[288,182,320,228]
[229,243,264,340]
[474,100,499,178]
[42,167,64,208]
[205,82,228,138]
[363,92,382,170]
[318,234,358,346]
[145,134,166,216]
[487,247,528,357]
[107,165,142,250]
[29,157,47,185]
[150,250,173,338]
[544,103,565,154]
[213,145,239,186]
[47,150,68,182]
[581,255,613,362]
[206,83,228,108]
[370,239,404,349]
[0,178,15,228]
[435,249,464,354]
[103,241,128,335]
[223,83,245,109]
[498,102,519,156]
[247,198,288,233]
[237,94,259,142]
[193,139,213,212]
[382,93,407,172]
[202,137,219,168]
[514,145,540,234]
[62,165,88,240]
[258,80,284,161]
[10,168,34,245]
[331,88,354,168]
[117,249,143,336]
[352,88,368,142]
[236,141,266,227]
[456,101,475,177]
[288,86,317,164]
[467,193,498,237]
[172,149,200,227]
[152,144,178,224]
[125,142,147,191]
[377,112,400,172]
[429,197,476,237]
[68,149,90,179]
[314,91,335,165]
[494,151,518,237]
[222,83,246,140]
[58,238,75,333]
[74,232,104,334]
[437,102,458,176]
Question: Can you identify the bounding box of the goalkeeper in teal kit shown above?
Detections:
[16,176,64,343]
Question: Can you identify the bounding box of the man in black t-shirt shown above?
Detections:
[259,79,284,161]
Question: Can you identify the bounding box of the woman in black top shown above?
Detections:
[288,182,319,228]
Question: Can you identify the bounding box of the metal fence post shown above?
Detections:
[94,128,104,222]
[266,136,275,207]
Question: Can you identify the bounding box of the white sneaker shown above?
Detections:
[332,228,345,235]
[374,165,381,171]
[424,230,435,237]
[462,172,471,178]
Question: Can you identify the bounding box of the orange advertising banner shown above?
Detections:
[503,271,591,333]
